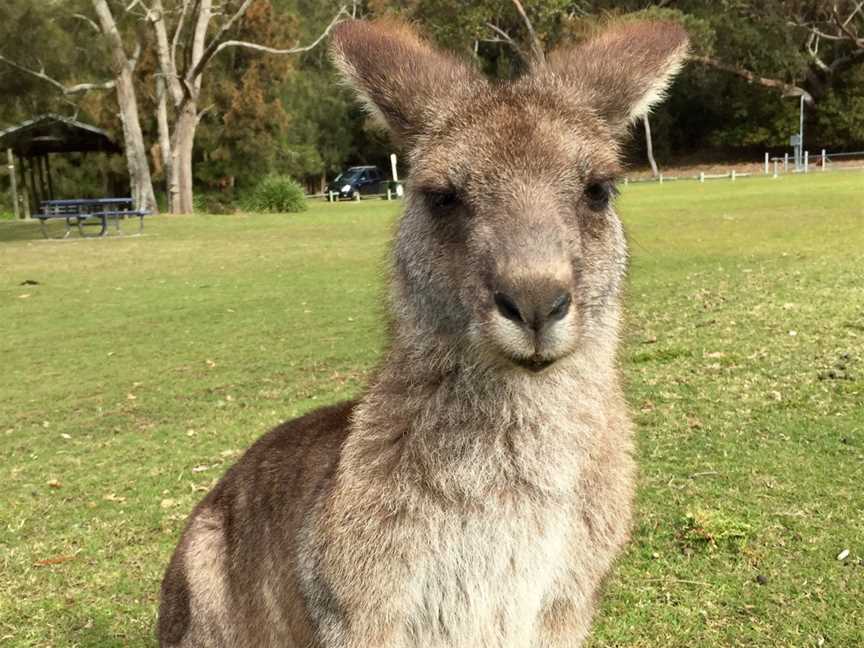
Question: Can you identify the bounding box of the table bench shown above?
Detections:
[37,198,150,239]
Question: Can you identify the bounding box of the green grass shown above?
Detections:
[1,173,862,647]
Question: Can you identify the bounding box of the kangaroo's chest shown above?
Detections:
[389,502,573,648]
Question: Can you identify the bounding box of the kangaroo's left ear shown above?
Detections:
[546,21,689,135]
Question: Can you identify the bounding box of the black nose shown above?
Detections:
[494,288,571,332]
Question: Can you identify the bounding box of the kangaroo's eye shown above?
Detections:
[423,189,462,213]
[584,180,618,212]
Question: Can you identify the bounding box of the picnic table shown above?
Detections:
[37,198,150,239]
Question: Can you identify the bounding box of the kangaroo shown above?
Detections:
[158,18,688,648]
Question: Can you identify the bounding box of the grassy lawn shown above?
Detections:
[1,172,862,647]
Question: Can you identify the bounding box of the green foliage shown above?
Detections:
[243,174,307,213]
[676,509,753,554]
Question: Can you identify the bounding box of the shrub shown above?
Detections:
[244,175,307,213]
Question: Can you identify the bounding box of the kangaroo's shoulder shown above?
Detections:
[213,400,357,499]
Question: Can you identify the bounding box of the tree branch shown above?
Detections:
[73,12,102,33]
[484,23,530,63]
[690,55,814,104]
[831,5,864,47]
[191,3,350,82]
[186,0,254,84]
[510,0,544,65]
[150,0,184,106]
[0,54,115,95]
[171,0,193,69]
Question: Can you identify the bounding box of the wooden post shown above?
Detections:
[44,154,55,199]
[35,155,48,204]
[731,170,736,182]
[30,158,41,209]
[6,149,20,220]
[804,151,809,173]
[699,172,705,183]
[821,149,826,171]
[773,160,779,178]
[764,152,769,175]
[784,153,789,172]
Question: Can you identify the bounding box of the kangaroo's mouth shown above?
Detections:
[511,355,557,373]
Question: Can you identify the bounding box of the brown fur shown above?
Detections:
[158,18,688,648]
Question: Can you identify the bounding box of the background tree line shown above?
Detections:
[1,0,863,213]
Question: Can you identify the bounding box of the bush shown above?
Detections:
[244,175,307,213]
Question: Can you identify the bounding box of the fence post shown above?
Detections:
[773,160,779,178]
[784,153,789,172]
[624,177,629,186]
[7,148,20,220]
[699,171,705,183]
[804,151,809,173]
[387,188,392,201]
[821,149,827,171]
[659,174,664,184]
[764,152,769,175]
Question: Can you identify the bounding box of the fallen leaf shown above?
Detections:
[18,294,31,299]
[191,465,210,473]
[160,498,176,509]
[103,493,126,503]
[35,555,75,567]
[127,393,137,400]
[837,549,850,561]
[47,479,62,489]
[206,359,217,368]
[60,433,72,440]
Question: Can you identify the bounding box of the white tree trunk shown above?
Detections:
[92,0,157,213]
[156,76,179,212]
[173,106,198,214]
[643,115,659,178]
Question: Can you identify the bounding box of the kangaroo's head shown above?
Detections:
[331,20,688,374]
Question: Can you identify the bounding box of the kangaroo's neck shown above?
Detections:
[345,322,623,500]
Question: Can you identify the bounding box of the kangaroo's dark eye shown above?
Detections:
[584,180,617,212]
[423,189,461,213]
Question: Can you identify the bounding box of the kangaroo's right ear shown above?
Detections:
[330,20,481,145]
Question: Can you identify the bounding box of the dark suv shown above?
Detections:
[327,166,386,200]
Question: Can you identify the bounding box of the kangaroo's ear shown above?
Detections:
[546,21,689,134]
[330,20,481,145]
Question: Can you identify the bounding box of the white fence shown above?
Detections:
[622,149,864,186]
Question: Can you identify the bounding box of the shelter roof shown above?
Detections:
[0,114,121,157]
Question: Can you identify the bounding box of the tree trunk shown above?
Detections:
[92,0,158,213]
[173,106,198,214]
[156,76,179,212]
[643,115,659,178]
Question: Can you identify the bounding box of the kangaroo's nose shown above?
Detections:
[493,286,571,332]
